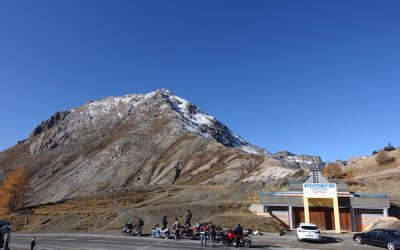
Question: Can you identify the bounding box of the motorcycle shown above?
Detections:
[151,225,170,239]
[180,226,194,239]
[223,230,252,248]
[122,224,142,236]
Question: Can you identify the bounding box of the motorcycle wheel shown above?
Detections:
[242,239,252,248]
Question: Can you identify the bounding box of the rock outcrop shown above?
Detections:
[273,151,324,170]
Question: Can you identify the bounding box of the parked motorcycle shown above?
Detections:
[151,225,170,239]
[180,226,194,239]
[122,224,142,236]
[223,230,252,248]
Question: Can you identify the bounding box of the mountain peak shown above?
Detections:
[28,89,265,156]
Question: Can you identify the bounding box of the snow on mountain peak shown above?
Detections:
[38,88,265,156]
[158,89,266,155]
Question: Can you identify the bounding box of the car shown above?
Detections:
[296,223,322,242]
[354,229,400,250]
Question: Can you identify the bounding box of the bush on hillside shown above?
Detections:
[375,151,395,165]
[322,163,343,179]
[384,142,396,152]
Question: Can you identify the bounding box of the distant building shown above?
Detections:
[258,169,389,233]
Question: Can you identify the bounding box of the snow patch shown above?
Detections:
[162,91,264,155]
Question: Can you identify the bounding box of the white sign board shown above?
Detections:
[303,183,337,198]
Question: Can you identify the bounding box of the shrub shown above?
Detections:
[322,163,343,179]
[375,151,395,165]
[384,142,396,152]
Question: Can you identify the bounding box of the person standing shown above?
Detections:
[2,224,10,250]
[162,216,168,229]
[234,224,243,248]
[199,224,207,247]
[184,209,192,227]
[209,224,216,247]
[173,218,181,241]
[137,218,144,230]
[31,237,36,250]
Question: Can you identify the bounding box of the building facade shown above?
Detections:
[259,171,389,233]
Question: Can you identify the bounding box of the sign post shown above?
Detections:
[18,209,35,230]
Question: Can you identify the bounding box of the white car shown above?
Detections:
[296,223,322,242]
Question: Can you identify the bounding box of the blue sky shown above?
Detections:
[0,0,399,161]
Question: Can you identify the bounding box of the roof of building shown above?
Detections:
[259,192,390,209]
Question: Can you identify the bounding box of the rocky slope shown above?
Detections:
[0,89,297,205]
[273,151,324,170]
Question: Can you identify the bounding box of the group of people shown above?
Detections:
[197,223,244,248]
[158,210,245,248]
[197,222,217,247]
[161,209,192,241]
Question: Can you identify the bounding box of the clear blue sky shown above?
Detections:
[1,0,399,161]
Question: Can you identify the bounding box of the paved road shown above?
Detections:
[10,232,382,250]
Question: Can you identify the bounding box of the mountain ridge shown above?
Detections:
[0,89,323,205]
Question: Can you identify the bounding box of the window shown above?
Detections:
[312,172,319,183]
[355,209,384,215]
[368,230,381,238]
[389,231,400,238]
[264,206,289,213]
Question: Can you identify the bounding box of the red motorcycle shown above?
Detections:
[180,225,194,239]
[223,230,252,248]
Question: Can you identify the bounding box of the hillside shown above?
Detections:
[3,184,287,233]
[342,149,400,196]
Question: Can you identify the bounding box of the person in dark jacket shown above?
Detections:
[184,210,192,227]
[137,218,144,229]
[234,224,243,248]
[2,224,11,250]
[31,237,36,250]
[162,216,168,229]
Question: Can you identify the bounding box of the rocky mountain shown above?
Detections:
[0,89,296,205]
[273,151,324,170]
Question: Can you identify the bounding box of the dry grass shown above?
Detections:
[344,150,400,196]
[3,185,286,233]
